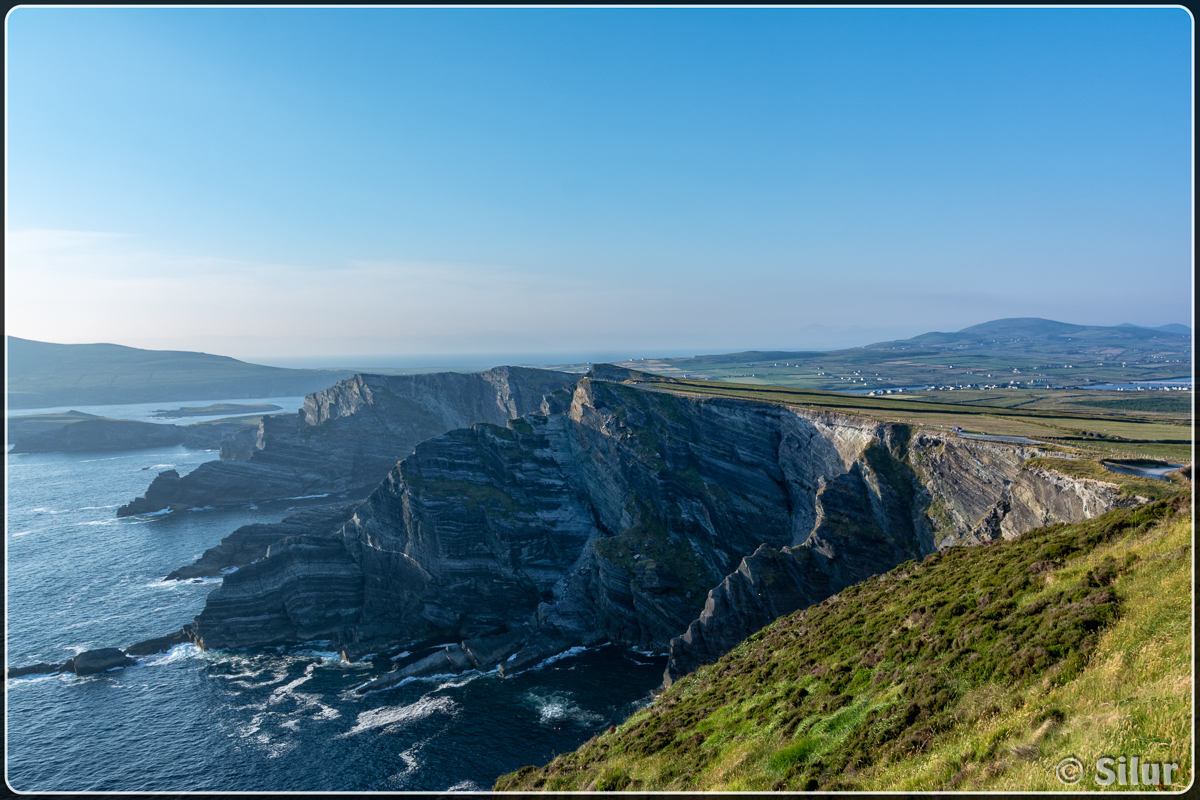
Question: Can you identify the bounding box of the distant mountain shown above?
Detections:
[6,337,354,409]
[864,317,1192,353]
[1117,322,1191,335]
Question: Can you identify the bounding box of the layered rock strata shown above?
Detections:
[165,503,360,581]
[186,373,1140,691]
[117,367,576,516]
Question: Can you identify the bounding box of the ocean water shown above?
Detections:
[5,399,665,792]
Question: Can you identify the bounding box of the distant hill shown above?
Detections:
[6,337,354,409]
[871,317,1192,352]
[1117,322,1191,335]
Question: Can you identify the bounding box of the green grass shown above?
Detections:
[592,500,715,599]
[1068,395,1193,414]
[1028,458,1188,503]
[496,496,1192,792]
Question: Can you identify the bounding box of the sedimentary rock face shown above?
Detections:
[187,371,1142,681]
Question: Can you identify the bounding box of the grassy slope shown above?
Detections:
[496,496,1192,792]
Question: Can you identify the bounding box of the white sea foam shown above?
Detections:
[526,690,604,726]
[158,575,223,585]
[265,738,298,759]
[629,646,667,657]
[282,493,330,500]
[148,464,176,469]
[270,664,315,699]
[11,530,32,537]
[138,643,201,667]
[389,650,412,661]
[230,668,290,689]
[530,645,588,671]
[137,508,173,517]
[312,705,341,721]
[187,506,216,511]
[387,742,426,786]
[6,671,71,686]
[342,695,456,736]
[434,672,481,691]
[445,780,484,792]
[75,520,118,526]
[79,505,120,510]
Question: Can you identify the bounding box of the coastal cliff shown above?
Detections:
[116,367,576,517]
[185,370,1142,687]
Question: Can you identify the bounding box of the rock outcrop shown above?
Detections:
[181,369,1144,691]
[62,648,136,675]
[116,367,577,517]
[7,637,192,679]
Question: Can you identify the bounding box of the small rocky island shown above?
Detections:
[150,403,283,418]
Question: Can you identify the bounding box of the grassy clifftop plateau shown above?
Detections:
[497,495,1192,792]
[7,337,352,408]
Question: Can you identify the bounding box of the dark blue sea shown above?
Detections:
[5,397,665,792]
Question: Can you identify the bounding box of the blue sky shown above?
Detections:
[5,7,1192,365]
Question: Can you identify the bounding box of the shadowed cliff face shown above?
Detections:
[187,374,1145,682]
[116,367,577,516]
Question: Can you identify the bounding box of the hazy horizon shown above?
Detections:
[5,8,1193,361]
[7,314,1191,374]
